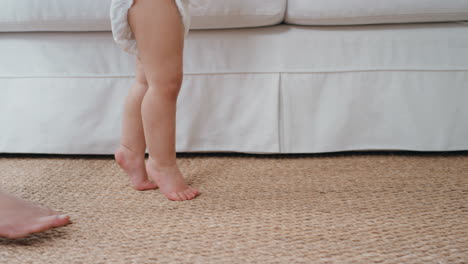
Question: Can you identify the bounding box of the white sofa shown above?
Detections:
[1,0,467,154]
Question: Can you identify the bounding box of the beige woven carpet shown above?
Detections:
[0,152,467,263]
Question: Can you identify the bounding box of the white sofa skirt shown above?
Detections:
[1,23,467,154]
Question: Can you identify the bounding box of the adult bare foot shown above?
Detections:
[115,145,158,191]
[0,191,70,239]
[146,157,199,201]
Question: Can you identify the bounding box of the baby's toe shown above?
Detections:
[167,192,181,201]
[177,191,189,201]
[142,180,158,190]
[134,180,158,191]
[183,189,195,200]
[189,186,199,197]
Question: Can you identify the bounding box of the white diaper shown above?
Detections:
[110,0,192,55]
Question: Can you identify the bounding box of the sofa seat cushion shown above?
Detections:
[190,0,286,29]
[286,0,468,25]
[0,0,286,32]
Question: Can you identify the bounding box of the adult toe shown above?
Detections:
[26,215,70,235]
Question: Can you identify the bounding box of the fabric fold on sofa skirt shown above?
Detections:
[1,71,467,154]
[1,23,468,154]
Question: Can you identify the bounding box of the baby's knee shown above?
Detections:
[149,75,183,99]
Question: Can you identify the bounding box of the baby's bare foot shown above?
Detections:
[115,145,158,191]
[146,157,199,201]
[0,191,70,239]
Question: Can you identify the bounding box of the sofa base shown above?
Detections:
[1,71,467,154]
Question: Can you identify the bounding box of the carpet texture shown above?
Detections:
[0,152,467,263]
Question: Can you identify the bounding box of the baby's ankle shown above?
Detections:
[147,156,177,170]
[117,144,145,161]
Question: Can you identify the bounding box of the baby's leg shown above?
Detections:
[128,0,198,201]
[115,58,158,191]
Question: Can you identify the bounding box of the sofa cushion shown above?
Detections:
[0,0,286,32]
[191,0,286,29]
[0,0,111,32]
[286,0,468,25]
